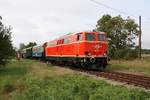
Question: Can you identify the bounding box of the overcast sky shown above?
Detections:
[0,0,150,48]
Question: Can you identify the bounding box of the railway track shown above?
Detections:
[45,61,150,89]
[77,69,150,89]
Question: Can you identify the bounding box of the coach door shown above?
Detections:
[76,33,83,56]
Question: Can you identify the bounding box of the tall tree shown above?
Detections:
[0,16,14,66]
[96,14,139,59]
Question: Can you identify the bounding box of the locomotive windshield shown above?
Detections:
[86,33,96,41]
[98,34,106,41]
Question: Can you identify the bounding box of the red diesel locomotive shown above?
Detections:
[45,31,108,69]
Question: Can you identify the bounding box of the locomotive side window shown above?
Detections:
[77,34,83,41]
[86,33,96,41]
[57,39,64,45]
[98,34,106,41]
[64,38,70,44]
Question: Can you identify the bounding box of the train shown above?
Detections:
[21,31,108,69]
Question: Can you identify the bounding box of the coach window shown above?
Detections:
[77,34,83,41]
[86,33,96,41]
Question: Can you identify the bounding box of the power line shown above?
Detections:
[90,0,150,22]
[90,0,137,18]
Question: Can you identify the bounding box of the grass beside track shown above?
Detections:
[0,59,150,100]
[108,57,150,76]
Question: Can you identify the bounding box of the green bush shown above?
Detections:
[109,48,138,60]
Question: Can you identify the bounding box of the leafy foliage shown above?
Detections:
[96,14,139,59]
[0,16,15,66]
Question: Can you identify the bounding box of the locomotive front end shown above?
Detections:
[83,32,108,69]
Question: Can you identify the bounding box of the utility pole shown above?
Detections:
[139,16,142,59]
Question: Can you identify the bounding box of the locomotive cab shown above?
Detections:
[76,32,108,69]
[85,32,108,57]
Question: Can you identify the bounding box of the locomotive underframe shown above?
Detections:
[45,56,107,69]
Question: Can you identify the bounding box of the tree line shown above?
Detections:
[142,49,150,54]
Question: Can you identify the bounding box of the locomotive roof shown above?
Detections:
[57,31,106,39]
[47,31,106,43]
